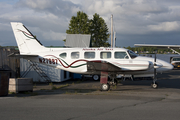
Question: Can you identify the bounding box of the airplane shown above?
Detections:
[10,22,174,91]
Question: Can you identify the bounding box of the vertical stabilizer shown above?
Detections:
[11,22,45,54]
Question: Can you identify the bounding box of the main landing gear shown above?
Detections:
[101,83,110,91]
[100,74,118,91]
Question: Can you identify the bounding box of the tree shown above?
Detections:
[90,13,110,47]
[66,11,110,47]
[66,11,90,34]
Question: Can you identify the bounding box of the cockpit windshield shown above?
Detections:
[172,58,180,61]
[128,50,138,59]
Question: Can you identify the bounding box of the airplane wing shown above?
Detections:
[134,44,180,48]
[87,60,121,72]
[87,60,153,73]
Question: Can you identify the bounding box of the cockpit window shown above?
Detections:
[115,52,129,59]
[128,50,138,59]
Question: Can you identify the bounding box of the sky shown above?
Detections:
[1,0,180,47]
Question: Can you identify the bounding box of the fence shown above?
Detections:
[0,47,20,78]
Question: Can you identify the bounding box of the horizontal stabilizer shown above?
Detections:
[8,53,38,58]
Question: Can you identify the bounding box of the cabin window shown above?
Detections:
[100,52,111,59]
[84,52,95,59]
[115,52,129,59]
[59,53,67,59]
[71,52,79,59]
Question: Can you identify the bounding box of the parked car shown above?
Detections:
[170,57,180,68]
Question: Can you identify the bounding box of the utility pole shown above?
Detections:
[111,14,113,48]
[113,32,116,48]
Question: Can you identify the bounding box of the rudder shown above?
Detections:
[11,22,45,54]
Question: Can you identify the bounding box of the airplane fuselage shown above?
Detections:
[28,47,173,75]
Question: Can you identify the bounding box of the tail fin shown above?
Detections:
[11,22,46,54]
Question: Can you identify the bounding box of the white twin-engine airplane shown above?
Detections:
[11,22,173,91]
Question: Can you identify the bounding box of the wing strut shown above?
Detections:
[100,72,108,84]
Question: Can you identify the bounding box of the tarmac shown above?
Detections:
[1,69,180,120]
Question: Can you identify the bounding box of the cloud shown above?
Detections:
[16,0,81,18]
[1,0,180,47]
[148,21,180,32]
[42,30,66,41]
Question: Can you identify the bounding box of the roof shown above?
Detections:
[65,34,91,47]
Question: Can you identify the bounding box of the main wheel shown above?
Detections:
[101,83,110,91]
[92,74,100,81]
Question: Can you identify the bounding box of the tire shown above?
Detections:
[151,83,158,89]
[92,74,100,81]
[101,83,110,91]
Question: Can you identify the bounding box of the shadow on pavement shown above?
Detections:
[6,69,180,97]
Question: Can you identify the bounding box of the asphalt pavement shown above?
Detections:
[0,69,180,120]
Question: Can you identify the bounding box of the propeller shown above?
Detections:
[152,51,158,88]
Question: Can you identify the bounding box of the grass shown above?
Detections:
[30,92,39,96]
[9,91,16,94]
[49,82,69,90]
[112,85,117,89]
[9,91,38,96]
[33,83,36,88]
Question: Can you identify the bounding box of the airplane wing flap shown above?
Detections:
[87,60,121,72]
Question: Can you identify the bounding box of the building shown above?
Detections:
[20,59,71,82]
[0,47,71,82]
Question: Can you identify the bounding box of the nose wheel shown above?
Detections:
[151,82,158,89]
